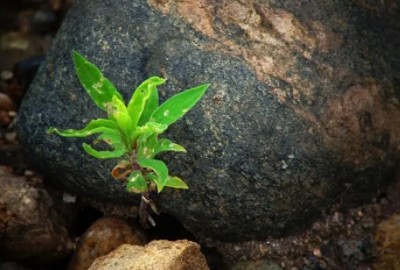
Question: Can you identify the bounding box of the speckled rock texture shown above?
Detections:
[88,240,209,270]
[68,217,147,270]
[17,0,400,241]
[0,166,73,264]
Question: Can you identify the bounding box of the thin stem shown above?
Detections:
[139,191,159,228]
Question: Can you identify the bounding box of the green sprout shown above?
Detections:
[48,51,209,226]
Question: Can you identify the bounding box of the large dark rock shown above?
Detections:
[17,0,400,241]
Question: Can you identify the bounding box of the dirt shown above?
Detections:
[214,175,400,269]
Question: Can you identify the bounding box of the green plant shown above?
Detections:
[48,51,209,226]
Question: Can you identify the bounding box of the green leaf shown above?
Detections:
[126,171,148,193]
[73,50,124,110]
[137,77,165,126]
[154,138,186,156]
[145,172,157,182]
[127,77,166,129]
[106,96,133,142]
[95,128,124,147]
[82,142,125,159]
[150,84,209,126]
[131,121,168,142]
[165,176,189,189]
[48,119,118,138]
[142,122,168,134]
[138,158,168,193]
[84,127,126,159]
[137,132,155,159]
[49,119,126,159]
[144,133,158,154]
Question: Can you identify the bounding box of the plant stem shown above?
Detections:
[139,191,159,228]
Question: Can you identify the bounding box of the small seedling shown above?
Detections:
[48,51,209,226]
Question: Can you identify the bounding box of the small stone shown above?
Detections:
[312,248,322,257]
[1,32,30,50]
[331,212,341,223]
[62,192,76,203]
[0,93,15,111]
[88,240,209,270]
[68,217,147,270]
[23,170,34,177]
[234,245,242,251]
[32,10,57,32]
[374,214,400,269]
[0,111,11,126]
[0,70,13,81]
[4,131,17,143]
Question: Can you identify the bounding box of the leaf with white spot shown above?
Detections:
[150,84,209,126]
[127,77,165,129]
[131,121,168,142]
[154,138,186,156]
[106,96,133,142]
[126,171,148,193]
[73,50,123,111]
[47,119,118,137]
[48,119,126,159]
[136,131,156,159]
[135,77,166,126]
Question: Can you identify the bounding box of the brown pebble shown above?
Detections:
[374,214,400,269]
[0,93,15,111]
[68,217,147,270]
[313,248,322,257]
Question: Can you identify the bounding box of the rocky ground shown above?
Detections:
[1,1,400,270]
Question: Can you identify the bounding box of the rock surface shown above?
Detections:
[88,240,209,270]
[0,166,73,264]
[17,0,400,241]
[68,217,147,270]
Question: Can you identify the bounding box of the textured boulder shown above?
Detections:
[17,0,400,241]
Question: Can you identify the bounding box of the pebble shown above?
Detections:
[374,214,400,269]
[4,131,17,143]
[312,248,322,257]
[1,70,13,81]
[32,10,57,32]
[0,93,16,126]
[0,93,15,111]
[68,217,147,270]
[1,32,30,50]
